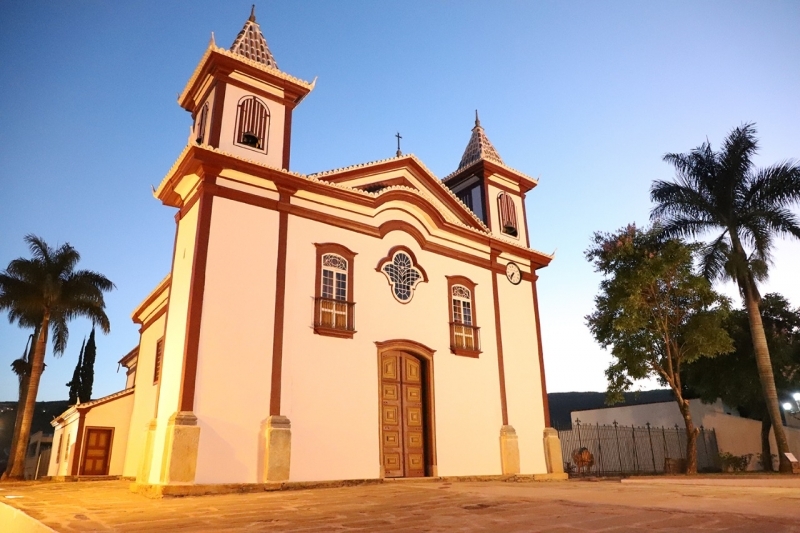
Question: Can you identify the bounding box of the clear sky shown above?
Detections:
[1,1,799,402]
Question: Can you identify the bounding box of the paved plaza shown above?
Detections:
[2,477,800,532]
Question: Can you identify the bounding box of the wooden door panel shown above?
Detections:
[81,428,112,476]
[381,351,427,478]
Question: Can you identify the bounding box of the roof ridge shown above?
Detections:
[157,145,550,258]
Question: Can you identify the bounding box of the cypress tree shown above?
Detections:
[66,338,85,405]
[79,328,97,403]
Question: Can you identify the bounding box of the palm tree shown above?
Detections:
[651,123,800,473]
[0,235,113,480]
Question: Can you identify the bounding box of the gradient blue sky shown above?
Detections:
[1,1,799,402]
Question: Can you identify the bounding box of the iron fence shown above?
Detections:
[557,420,721,476]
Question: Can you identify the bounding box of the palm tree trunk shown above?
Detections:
[2,330,37,480]
[5,315,49,480]
[761,412,773,472]
[743,286,793,473]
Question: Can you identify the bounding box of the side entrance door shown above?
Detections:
[81,428,112,476]
[381,350,426,477]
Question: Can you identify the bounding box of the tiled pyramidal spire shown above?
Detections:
[230,5,279,69]
[457,110,505,170]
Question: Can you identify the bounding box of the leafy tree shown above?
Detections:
[79,328,96,403]
[586,225,733,474]
[685,294,800,471]
[0,235,113,480]
[66,338,85,406]
[651,123,800,472]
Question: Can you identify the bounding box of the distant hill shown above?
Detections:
[548,390,677,430]
[0,400,70,466]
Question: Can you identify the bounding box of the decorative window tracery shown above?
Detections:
[234,95,270,153]
[380,250,425,303]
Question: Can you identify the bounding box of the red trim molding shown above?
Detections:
[178,180,216,412]
[269,188,294,416]
[490,249,509,426]
[208,82,227,149]
[531,274,551,427]
[282,107,293,170]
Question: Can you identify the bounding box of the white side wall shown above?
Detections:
[193,197,279,483]
[122,314,166,477]
[83,393,134,476]
[498,274,548,474]
[149,202,200,484]
[47,415,79,477]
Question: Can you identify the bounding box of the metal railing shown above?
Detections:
[557,420,721,475]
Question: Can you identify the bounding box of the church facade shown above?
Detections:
[48,10,564,487]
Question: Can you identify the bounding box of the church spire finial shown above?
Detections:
[395,132,403,157]
[475,109,480,128]
[209,31,216,47]
[230,5,278,69]
[457,111,504,170]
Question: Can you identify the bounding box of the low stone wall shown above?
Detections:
[0,502,56,533]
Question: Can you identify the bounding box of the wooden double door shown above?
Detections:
[381,351,427,477]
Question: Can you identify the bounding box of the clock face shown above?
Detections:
[506,262,522,285]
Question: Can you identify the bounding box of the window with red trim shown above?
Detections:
[497,192,518,237]
[447,276,481,357]
[314,243,357,338]
[153,338,164,384]
[234,95,270,153]
[195,102,209,144]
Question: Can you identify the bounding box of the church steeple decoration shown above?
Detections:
[457,110,504,170]
[230,6,279,69]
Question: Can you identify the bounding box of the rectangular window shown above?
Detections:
[64,434,70,462]
[498,192,518,237]
[153,338,164,384]
[322,270,334,299]
[55,434,62,464]
[314,245,356,338]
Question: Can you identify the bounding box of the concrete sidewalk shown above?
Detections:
[1,477,799,532]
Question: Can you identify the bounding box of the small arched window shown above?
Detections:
[234,96,270,153]
[195,102,209,145]
[497,192,518,237]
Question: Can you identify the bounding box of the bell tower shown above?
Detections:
[178,6,315,170]
[442,112,538,247]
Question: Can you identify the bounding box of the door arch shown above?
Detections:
[375,340,437,477]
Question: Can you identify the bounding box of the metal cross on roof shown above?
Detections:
[395,132,402,157]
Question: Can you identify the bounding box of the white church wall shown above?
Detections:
[280,212,506,481]
[48,415,78,477]
[497,273,548,474]
[149,200,200,484]
[122,313,166,477]
[217,83,286,169]
[192,197,280,483]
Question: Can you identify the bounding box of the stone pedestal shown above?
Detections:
[137,419,158,483]
[500,425,520,475]
[160,411,200,485]
[543,427,564,474]
[263,415,291,482]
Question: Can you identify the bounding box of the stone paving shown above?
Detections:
[1,477,800,532]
